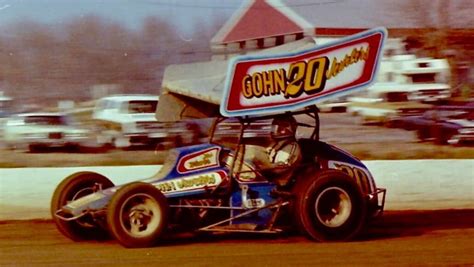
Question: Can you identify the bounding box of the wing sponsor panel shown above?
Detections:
[221,28,386,116]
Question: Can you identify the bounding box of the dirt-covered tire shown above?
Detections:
[107,182,169,248]
[50,172,114,241]
[292,169,367,241]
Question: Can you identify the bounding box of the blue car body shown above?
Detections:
[59,140,384,229]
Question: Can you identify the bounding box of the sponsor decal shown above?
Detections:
[221,28,386,116]
[243,198,266,209]
[328,161,374,193]
[154,171,225,193]
[177,147,220,173]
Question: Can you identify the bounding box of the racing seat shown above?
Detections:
[224,145,266,183]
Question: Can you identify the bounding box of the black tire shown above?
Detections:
[434,129,454,145]
[435,133,448,145]
[50,172,114,241]
[384,117,398,128]
[107,182,169,248]
[28,144,43,153]
[292,170,367,241]
[416,128,430,142]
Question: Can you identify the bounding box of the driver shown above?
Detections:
[235,114,302,186]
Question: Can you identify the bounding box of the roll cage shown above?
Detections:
[208,105,321,144]
[207,105,321,181]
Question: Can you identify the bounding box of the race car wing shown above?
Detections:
[157,27,386,120]
[156,38,318,122]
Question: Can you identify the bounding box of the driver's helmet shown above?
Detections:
[270,115,297,140]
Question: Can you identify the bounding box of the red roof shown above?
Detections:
[216,0,309,44]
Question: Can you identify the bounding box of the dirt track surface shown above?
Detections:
[1,210,473,266]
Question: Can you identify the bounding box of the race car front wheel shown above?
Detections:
[107,182,169,248]
[50,172,114,241]
[293,169,367,241]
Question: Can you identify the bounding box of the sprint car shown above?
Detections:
[51,107,386,248]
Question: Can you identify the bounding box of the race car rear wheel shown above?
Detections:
[293,169,367,241]
[107,182,169,248]
[50,172,114,241]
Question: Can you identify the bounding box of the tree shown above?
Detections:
[0,12,227,105]
[388,0,474,93]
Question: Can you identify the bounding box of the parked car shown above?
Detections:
[200,117,271,142]
[347,91,432,126]
[3,113,92,152]
[318,96,349,113]
[152,118,273,150]
[406,105,474,145]
[0,92,12,119]
[151,119,210,150]
[383,106,434,129]
[92,94,163,149]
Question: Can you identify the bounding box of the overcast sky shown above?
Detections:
[0,0,239,34]
[0,0,472,34]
